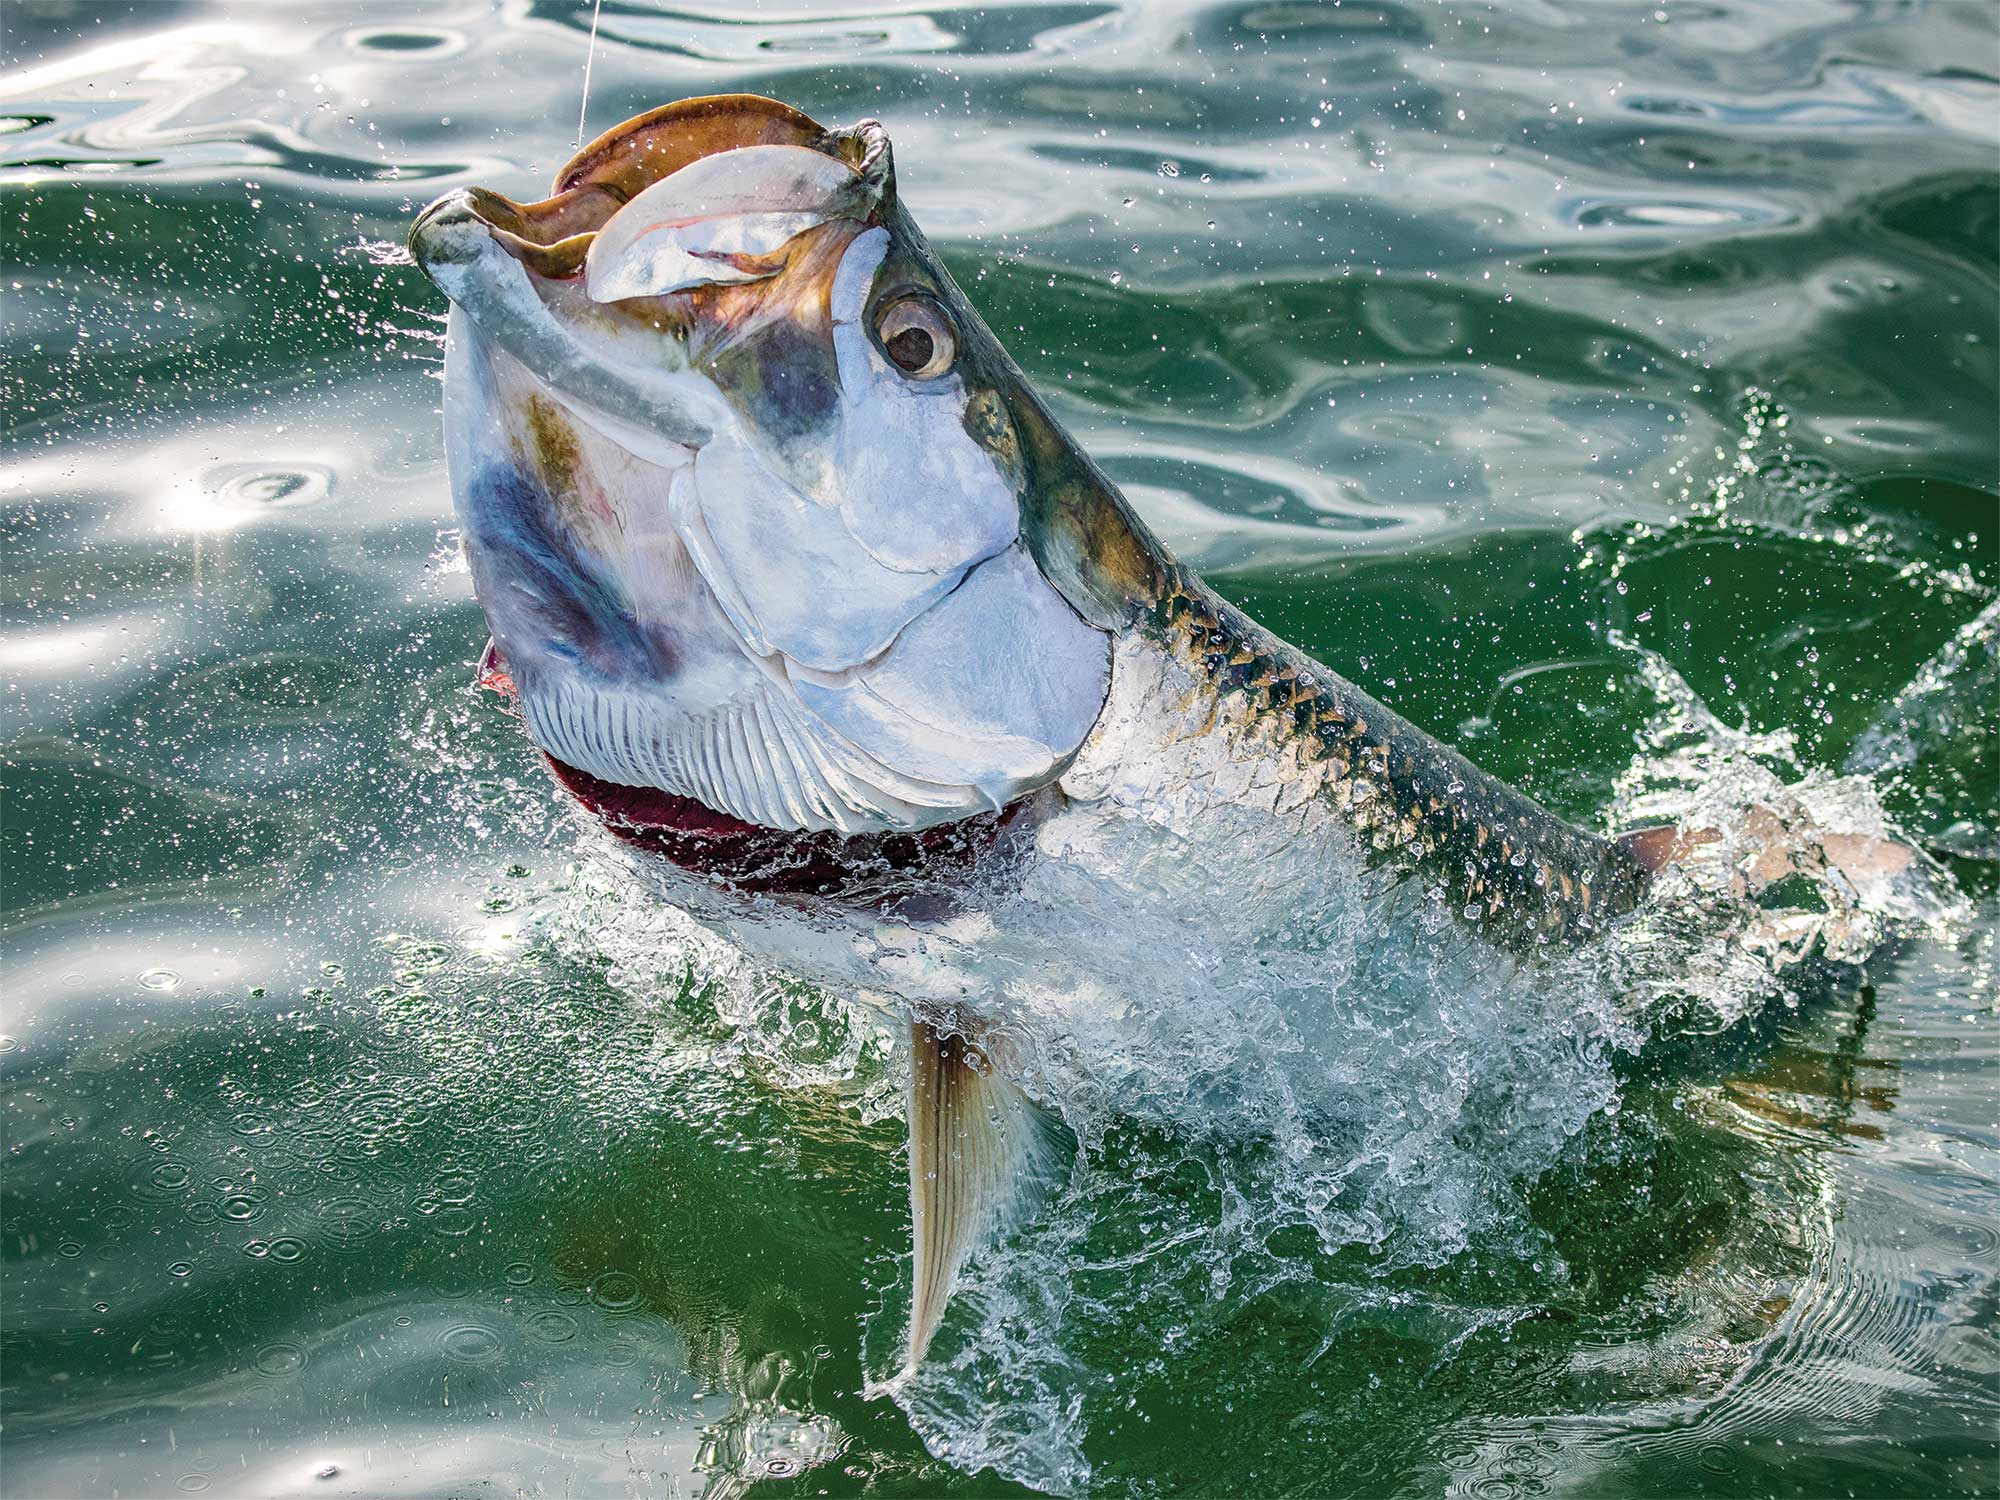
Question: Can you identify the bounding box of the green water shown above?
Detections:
[3,2,1996,1496]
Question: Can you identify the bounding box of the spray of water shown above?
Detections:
[508,634,1959,1493]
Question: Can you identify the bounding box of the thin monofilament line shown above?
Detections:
[576,0,604,149]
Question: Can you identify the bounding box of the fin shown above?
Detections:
[1617,812,1914,892]
[1615,822,1713,874]
[475,637,515,696]
[904,1018,1058,1371]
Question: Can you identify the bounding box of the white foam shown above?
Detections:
[515,636,1961,1495]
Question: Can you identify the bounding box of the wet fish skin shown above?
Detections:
[778,186,1652,944]
[407,93,1646,944]
[1101,570,1647,945]
[975,336,1650,948]
[407,94,1663,1371]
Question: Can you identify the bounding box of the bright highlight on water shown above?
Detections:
[1,5,1993,1498]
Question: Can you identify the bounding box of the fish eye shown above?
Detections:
[874,295,957,379]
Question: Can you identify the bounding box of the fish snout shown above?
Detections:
[409,186,600,287]
[407,189,487,276]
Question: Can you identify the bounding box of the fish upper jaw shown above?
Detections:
[410,189,726,453]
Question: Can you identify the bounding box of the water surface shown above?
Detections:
[3,3,1996,1496]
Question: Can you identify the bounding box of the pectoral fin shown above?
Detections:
[904,1018,1060,1371]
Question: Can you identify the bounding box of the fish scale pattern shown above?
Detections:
[1084,563,1651,950]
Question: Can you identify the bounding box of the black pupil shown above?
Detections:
[885,324,935,372]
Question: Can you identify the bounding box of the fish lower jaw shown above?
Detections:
[509,660,1017,838]
[534,749,1029,897]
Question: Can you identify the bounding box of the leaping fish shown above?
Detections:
[407,95,1909,1370]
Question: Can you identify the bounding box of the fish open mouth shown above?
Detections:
[407,95,894,455]
[409,94,887,288]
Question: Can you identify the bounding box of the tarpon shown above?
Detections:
[407,95,1904,1371]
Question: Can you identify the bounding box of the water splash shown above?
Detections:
[1599,634,1962,1034]
[514,635,1959,1493]
[1581,387,1989,605]
[1846,598,2000,858]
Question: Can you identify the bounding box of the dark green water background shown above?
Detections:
[3,2,1996,1496]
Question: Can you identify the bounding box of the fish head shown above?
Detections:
[410,97,1156,837]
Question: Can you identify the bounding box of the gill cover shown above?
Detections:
[413,97,1114,835]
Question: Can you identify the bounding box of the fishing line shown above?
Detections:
[576,0,604,149]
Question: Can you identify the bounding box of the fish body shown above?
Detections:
[408,95,1719,1368]
[1061,563,1648,947]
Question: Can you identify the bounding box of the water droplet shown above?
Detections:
[591,1271,643,1313]
[139,968,181,991]
[256,1341,307,1376]
[439,1322,503,1364]
[168,1261,193,1278]
[527,1309,579,1344]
